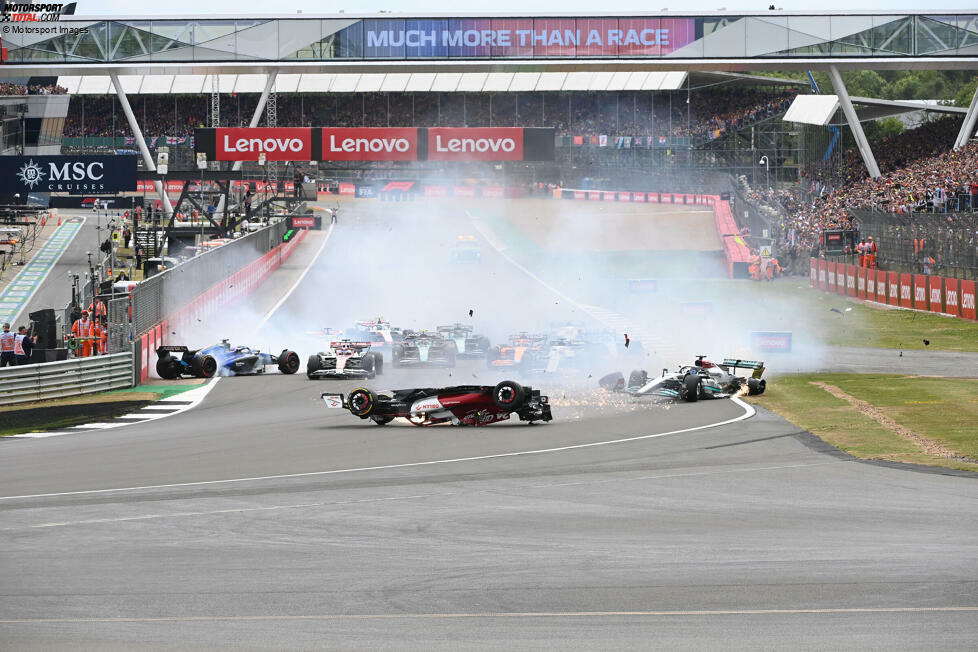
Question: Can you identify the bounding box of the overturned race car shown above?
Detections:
[322,380,552,426]
[307,340,384,380]
[156,340,300,379]
[600,356,767,402]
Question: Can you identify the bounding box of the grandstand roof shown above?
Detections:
[3,12,977,74]
[55,71,802,95]
[784,94,967,126]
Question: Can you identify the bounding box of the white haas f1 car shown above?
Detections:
[322,380,552,426]
[306,340,384,379]
[600,356,767,402]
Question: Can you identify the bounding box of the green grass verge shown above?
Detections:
[0,380,202,436]
[745,282,978,353]
[749,373,978,473]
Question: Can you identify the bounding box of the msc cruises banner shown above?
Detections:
[196,127,555,162]
[0,155,137,194]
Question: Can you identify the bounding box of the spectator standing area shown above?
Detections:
[0,219,84,326]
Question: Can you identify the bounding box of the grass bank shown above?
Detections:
[748,373,978,473]
[0,380,202,436]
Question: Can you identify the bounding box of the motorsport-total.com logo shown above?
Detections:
[0,1,76,22]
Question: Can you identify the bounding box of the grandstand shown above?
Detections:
[1,11,977,271]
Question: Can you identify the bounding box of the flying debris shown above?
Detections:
[830,308,844,316]
[923,339,930,346]
[623,333,630,348]
[468,309,474,317]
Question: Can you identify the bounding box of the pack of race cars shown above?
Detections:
[155,317,768,426]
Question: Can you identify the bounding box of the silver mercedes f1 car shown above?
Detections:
[599,356,767,402]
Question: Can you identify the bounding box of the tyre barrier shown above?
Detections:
[809,257,977,322]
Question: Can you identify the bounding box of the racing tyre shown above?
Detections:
[361,353,377,378]
[492,380,525,410]
[747,378,767,396]
[392,346,402,366]
[306,354,321,379]
[156,357,180,380]
[370,416,394,426]
[443,346,456,368]
[682,374,701,402]
[278,350,300,375]
[192,354,218,379]
[347,388,377,418]
[486,347,501,370]
[520,352,538,375]
[370,352,384,376]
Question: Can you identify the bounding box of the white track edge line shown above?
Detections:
[5,217,86,326]
[0,397,754,500]
[8,378,220,439]
[256,222,335,329]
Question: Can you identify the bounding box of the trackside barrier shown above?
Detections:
[808,258,978,324]
[0,352,133,406]
[134,229,308,384]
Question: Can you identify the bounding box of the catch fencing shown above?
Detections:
[809,258,978,322]
[132,225,308,384]
[130,219,289,337]
[0,352,133,406]
[850,209,978,280]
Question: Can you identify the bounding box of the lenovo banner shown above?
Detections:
[322,128,417,161]
[0,155,137,194]
[962,280,977,321]
[857,267,867,300]
[197,127,554,162]
[427,128,524,161]
[900,273,913,309]
[913,274,928,311]
[876,269,887,304]
[928,276,943,313]
[944,278,960,317]
[203,127,315,162]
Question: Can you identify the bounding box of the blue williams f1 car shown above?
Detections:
[156,339,301,379]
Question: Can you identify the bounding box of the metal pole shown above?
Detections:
[827,65,880,178]
[215,71,278,218]
[110,73,173,218]
[954,82,978,149]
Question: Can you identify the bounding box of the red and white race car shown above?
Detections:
[322,380,552,426]
[306,339,384,379]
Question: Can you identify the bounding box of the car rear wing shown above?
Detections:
[437,324,472,333]
[157,345,190,353]
[331,341,372,349]
[721,358,766,378]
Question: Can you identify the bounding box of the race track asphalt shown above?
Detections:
[1,201,976,650]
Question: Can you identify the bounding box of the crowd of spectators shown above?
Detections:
[0,82,67,95]
[61,88,798,141]
[740,117,978,257]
